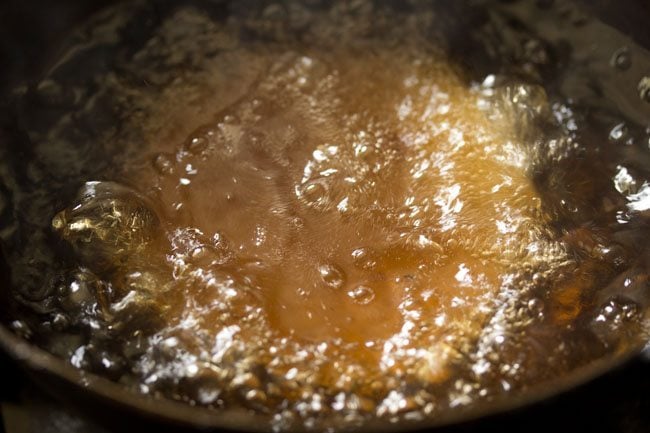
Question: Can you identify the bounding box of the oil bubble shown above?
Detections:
[153,153,175,175]
[51,313,70,331]
[298,179,330,210]
[88,349,127,380]
[593,296,641,336]
[211,231,233,265]
[10,320,32,339]
[351,248,378,270]
[638,77,650,103]
[187,136,209,154]
[222,114,239,125]
[53,182,160,272]
[527,298,545,319]
[609,123,628,142]
[347,285,375,305]
[318,263,346,289]
[58,270,106,316]
[610,47,631,71]
[171,227,210,257]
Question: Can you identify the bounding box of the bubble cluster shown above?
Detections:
[49,35,574,429]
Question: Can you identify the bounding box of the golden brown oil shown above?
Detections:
[52,46,558,424]
[3,1,650,431]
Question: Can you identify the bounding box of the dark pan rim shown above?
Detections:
[0,322,643,432]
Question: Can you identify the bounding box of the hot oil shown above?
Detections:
[47,37,595,426]
[51,48,553,424]
[144,48,544,345]
[4,0,650,431]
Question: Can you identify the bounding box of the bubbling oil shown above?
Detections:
[54,46,552,388]
[48,41,595,428]
[4,0,650,431]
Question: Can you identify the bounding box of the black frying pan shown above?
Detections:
[1,1,650,432]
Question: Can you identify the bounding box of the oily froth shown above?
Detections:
[53,42,560,417]
[145,47,545,346]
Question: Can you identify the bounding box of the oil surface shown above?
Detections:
[2,1,650,431]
